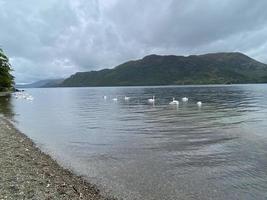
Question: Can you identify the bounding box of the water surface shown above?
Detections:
[1,84,267,200]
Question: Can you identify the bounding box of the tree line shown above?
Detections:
[0,48,14,92]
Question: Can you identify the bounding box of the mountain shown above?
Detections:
[60,52,267,87]
[16,79,64,88]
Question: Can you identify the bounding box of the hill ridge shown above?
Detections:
[60,52,267,87]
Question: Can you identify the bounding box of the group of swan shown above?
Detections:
[104,95,202,107]
[13,92,201,106]
[108,96,130,101]
[13,92,34,101]
[169,97,202,107]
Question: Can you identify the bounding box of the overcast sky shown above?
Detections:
[1,0,267,83]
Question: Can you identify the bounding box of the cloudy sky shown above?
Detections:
[1,0,267,83]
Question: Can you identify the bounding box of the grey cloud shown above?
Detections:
[107,0,267,48]
[1,0,267,83]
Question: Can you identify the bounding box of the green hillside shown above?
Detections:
[60,52,267,87]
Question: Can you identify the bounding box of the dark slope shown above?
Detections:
[60,52,267,86]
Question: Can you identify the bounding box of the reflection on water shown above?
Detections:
[7,85,267,199]
[0,94,14,119]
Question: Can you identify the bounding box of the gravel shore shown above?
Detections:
[0,116,115,200]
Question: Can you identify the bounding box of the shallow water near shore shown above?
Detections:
[1,84,267,199]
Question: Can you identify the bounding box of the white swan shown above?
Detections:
[26,96,34,101]
[103,96,107,100]
[148,96,155,103]
[169,97,179,105]
[182,97,188,102]
[197,101,202,107]
[124,96,130,100]
[112,97,118,101]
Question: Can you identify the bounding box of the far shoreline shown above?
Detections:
[17,82,267,90]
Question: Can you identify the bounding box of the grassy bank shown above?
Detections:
[0,116,114,199]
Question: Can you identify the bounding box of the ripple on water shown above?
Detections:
[6,84,267,200]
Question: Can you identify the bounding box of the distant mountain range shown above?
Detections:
[18,52,267,88]
[16,79,64,88]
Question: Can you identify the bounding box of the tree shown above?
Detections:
[0,48,14,91]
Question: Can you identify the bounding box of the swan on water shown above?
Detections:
[26,96,34,101]
[124,96,130,100]
[182,97,188,102]
[112,97,118,101]
[197,101,202,107]
[148,96,155,103]
[103,96,107,100]
[169,97,179,105]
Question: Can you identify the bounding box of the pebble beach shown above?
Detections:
[0,116,114,200]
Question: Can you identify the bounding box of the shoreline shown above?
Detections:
[0,116,115,200]
[0,92,12,97]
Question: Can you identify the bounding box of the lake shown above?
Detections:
[1,84,267,200]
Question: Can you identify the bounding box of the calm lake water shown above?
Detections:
[1,84,267,200]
